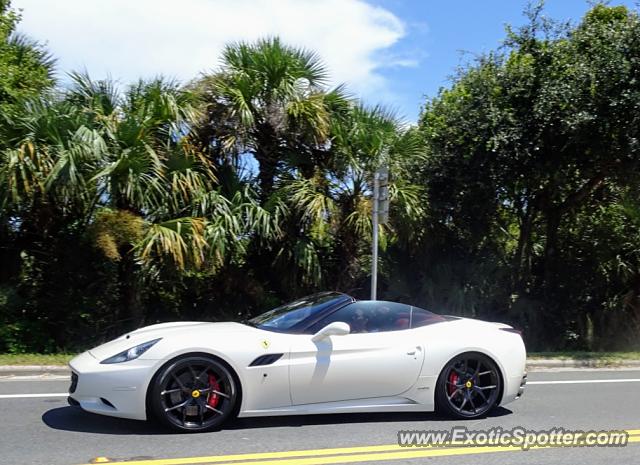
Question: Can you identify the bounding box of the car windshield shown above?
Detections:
[248,292,349,332]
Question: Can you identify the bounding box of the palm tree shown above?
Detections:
[196,37,347,201]
[249,103,426,295]
[1,74,239,327]
[1,70,284,330]
[68,74,214,325]
[327,104,426,291]
[0,92,103,241]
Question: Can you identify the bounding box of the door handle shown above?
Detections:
[407,348,417,355]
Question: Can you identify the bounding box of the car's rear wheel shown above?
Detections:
[435,352,501,419]
[149,355,238,432]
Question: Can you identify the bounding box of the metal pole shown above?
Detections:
[371,172,379,300]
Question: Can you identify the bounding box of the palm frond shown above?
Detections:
[0,142,51,206]
[8,32,56,77]
[283,175,336,241]
[67,71,119,117]
[137,217,207,269]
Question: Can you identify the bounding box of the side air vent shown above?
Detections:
[100,397,116,409]
[69,372,78,394]
[249,353,283,367]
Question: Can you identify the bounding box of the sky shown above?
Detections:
[12,0,639,123]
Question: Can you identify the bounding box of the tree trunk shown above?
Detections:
[513,202,536,289]
[254,124,280,203]
[542,209,561,289]
[256,153,277,203]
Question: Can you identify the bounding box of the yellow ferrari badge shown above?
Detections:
[261,339,270,349]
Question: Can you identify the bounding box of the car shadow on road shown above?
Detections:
[42,406,169,435]
[226,407,513,430]
[43,406,512,435]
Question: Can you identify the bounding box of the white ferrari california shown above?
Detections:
[68,292,527,432]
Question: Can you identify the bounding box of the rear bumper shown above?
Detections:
[516,372,527,399]
[67,351,158,420]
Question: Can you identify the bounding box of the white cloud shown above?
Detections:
[12,0,407,102]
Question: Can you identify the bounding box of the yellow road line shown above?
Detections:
[79,429,640,465]
[206,436,640,465]
[82,445,411,465]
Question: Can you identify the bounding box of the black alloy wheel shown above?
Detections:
[150,355,238,432]
[435,352,501,419]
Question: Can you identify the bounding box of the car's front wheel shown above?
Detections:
[149,355,238,432]
[435,352,501,419]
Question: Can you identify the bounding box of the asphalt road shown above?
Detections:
[0,369,639,465]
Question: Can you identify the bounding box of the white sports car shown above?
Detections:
[68,292,527,432]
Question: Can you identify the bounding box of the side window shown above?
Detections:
[307,301,414,334]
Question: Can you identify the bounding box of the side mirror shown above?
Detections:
[311,321,350,342]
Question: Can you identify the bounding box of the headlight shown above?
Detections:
[100,338,162,364]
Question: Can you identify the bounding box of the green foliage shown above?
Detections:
[0,1,54,113]
[413,2,640,349]
[90,209,146,261]
[1,5,640,352]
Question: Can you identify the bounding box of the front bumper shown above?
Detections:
[68,351,159,420]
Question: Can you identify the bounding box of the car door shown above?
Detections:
[288,301,425,405]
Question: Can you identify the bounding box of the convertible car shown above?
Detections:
[68,292,527,432]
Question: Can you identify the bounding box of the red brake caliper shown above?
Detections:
[207,374,221,408]
[447,371,459,396]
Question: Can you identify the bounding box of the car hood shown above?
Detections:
[88,321,253,361]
